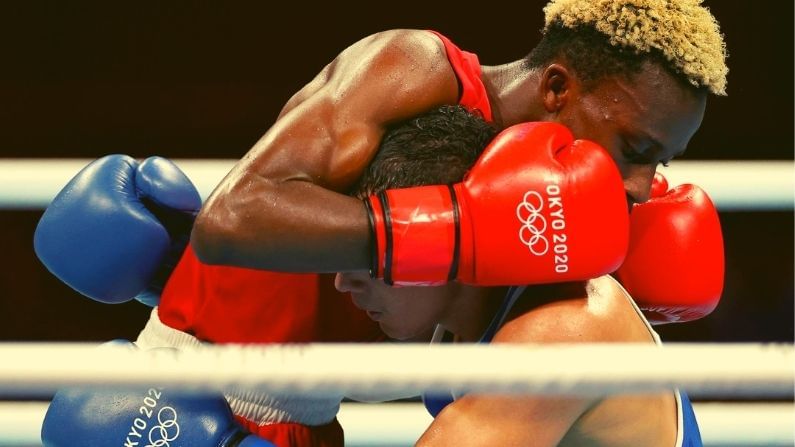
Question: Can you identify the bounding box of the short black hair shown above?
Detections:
[526,23,708,95]
[350,105,497,198]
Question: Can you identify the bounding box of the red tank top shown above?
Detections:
[158,247,379,343]
[428,30,493,122]
[158,31,493,344]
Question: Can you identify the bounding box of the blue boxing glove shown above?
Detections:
[41,385,275,446]
[41,340,275,447]
[33,154,201,306]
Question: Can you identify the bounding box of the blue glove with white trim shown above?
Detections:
[40,341,275,447]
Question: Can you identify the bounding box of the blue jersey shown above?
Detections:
[679,390,703,446]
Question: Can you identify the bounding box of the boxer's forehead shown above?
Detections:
[585,61,707,157]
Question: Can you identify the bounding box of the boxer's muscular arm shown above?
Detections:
[418,280,643,447]
[192,30,458,271]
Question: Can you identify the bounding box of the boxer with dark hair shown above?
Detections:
[335,105,719,445]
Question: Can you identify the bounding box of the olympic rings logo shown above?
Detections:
[516,191,549,256]
[147,406,180,447]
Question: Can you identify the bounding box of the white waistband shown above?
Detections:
[136,307,342,426]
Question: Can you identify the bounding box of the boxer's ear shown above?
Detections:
[539,64,577,114]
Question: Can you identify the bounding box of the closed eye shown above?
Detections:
[620,138,652,164]
[622,136,674,168]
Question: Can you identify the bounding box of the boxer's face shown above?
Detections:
[334,271,458,340]
[557,61,707,208]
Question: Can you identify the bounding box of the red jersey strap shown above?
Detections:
[427,30,493,123]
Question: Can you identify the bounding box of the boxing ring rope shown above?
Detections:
[0,342,791,397]
[1,402,793,447]
[0,159,792,210]
[0,343,792,446]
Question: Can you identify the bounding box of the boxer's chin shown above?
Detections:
[378,319,417,341]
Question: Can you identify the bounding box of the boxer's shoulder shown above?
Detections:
[494,277,648,344]
[344,29,447,62]
[328,29,455,93]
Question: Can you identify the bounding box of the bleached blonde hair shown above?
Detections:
[543,0,727,95]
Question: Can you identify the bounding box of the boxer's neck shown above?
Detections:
[481,60,545,130]
[440,286,508,343]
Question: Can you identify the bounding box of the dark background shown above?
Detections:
[0,1,792,344]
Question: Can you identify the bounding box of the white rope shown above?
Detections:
[0,159,792,210]
[338,402,795,447]
[1,402,792,446]
[0,343,791,398]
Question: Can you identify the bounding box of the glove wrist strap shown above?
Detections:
[446,184,461,282]
[368,185,458,286]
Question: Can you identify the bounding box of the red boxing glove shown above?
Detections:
[365,121,629,286]
[616,173,724,324]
